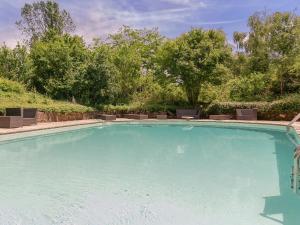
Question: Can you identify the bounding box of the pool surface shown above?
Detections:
[0,122,300,225]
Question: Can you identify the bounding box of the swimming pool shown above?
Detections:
[0,122,299,225]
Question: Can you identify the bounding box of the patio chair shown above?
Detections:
[5,108,22,117]
[236,108,257,120]
[0,108,23,128]
[176,109,200,119]
[23,108,38,126]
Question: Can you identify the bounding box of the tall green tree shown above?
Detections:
[158,28,232,106]
[75,44,113,105]
[16,0,75,44]
[29,34,86,100]
[0,44,32,84]
[233,11,300,96]
[107,26,164,103]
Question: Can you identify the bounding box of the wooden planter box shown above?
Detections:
[0,116,23,128]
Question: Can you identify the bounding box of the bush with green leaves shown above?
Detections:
[205,95,300,120]
[229,72,270,101]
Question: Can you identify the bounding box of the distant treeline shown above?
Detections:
[0,0,300,110]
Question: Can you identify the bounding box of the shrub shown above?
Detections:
[0,77,25,93]
[205,95,300,120]
[229,73,269,101]
[0,77,93,113]
[98,103,179,115]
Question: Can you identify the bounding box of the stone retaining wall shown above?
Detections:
[37,111,95,122]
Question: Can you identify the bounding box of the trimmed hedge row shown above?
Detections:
[98,103,180,115]
[99,96,300,121]
[205,96,300,120]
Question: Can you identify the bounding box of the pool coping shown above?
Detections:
[1,118,300,135]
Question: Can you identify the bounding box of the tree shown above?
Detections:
[0,44,32,84]
[74,44,113,106]
[158,28,232,106]
[29,34,86,100]
[16,0,75,44]
[233,11,300,96]
[106,26,164,103]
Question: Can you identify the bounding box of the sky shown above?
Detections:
[0,0,300,47]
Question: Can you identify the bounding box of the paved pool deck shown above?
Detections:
[1,119,300,135]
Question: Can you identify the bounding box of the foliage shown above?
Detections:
[106,26,164,104]
[0,77,92,113]
[158,28,232,106]
[1,1,300,118]
[0,44,32,84]
[16,0,75,44]
[98,103,179,115]
[229,72,270,101]
[205,95,300,120]
[74,44,113,106]
[0,77,25,93]
[29,34,87,100]
[233,11,300,96]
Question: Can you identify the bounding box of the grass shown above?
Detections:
[0,78,93,113]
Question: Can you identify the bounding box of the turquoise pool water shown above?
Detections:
[0,122,300,225]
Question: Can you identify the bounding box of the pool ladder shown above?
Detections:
[291,146,300,194]
[288,113,300,194]
[287,113,300,131]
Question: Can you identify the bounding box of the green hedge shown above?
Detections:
[98,103,182,115]
[205,95,300,120]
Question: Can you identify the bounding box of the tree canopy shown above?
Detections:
[16,0,75,44]
[0,1,300,110]
[158,28,232,105]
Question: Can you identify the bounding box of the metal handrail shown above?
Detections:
[288,113,300,129]
[292,147,300,193]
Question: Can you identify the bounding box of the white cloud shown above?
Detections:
[161,0,207,7]
[69,0,207,43]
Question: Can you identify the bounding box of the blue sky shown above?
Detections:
[0,0,300,47]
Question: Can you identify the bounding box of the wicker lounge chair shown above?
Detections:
[0,108,23,128]
[176,109,200,119]
[5,108,22,117]
[236,109,257,120]
[23,108,38,126]
[0,116,23,128]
